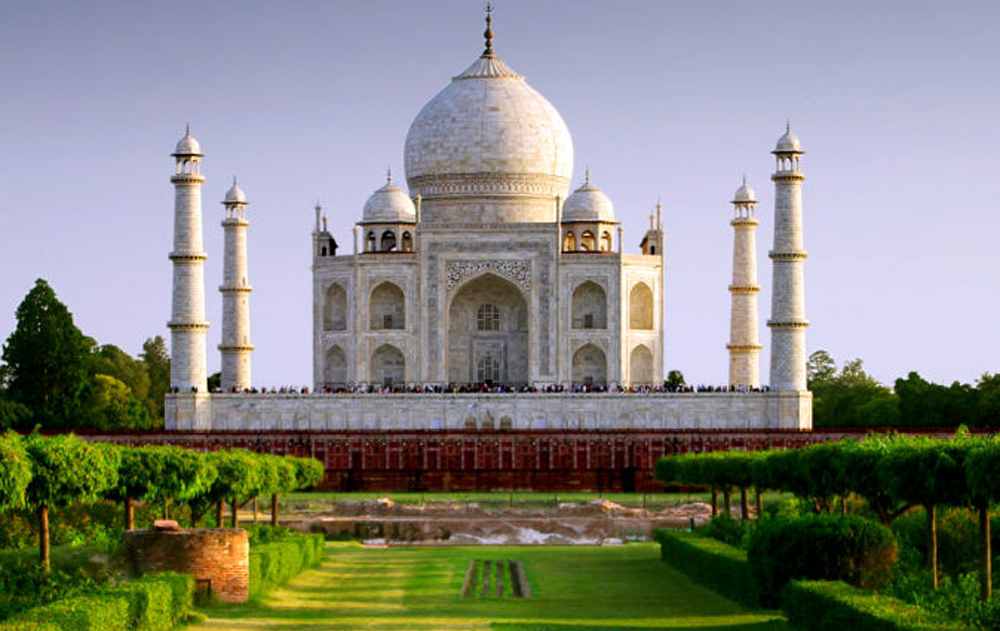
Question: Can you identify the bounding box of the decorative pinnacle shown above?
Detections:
[786,120,791,133]
[483,3,494,57]
[233,175,238,187]
[584,167,590,186]
[742,173,747,187]
[185,123,190,136]
[315,199,322,212]
[386,167,392,185]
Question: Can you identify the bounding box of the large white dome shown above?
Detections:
[404,51,573,223]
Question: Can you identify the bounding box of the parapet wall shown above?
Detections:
[166,390,811,432]
[126,528,249,603]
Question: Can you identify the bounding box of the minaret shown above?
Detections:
[727,177,762,388]
[168,127,209,392]
[768,124,808,390]
[219,178,253,391]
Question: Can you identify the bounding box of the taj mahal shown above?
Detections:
[164,11,811,432]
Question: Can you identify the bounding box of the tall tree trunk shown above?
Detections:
[230,498,238,528]
[710,486,718,517]
[928,503,938,589]
[723,488,732,517]
[740,487,749,522]
[126,497,135,531]
[38,505,50,573]
[755,488,763,520]
[215,500,224,528]
[271,493,279,528]
[980,504,992,601]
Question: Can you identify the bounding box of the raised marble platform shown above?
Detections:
[165,391,811,432]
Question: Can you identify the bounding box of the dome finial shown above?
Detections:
[584,167,590,186]
[185,122,190,136]
[387,166,392,185]
[483,3,495,57]
[786,120,791,133]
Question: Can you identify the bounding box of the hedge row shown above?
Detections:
[653,529,757,606]
[0,572,193,631]
[782,580,966,631]
[249,532,325,599]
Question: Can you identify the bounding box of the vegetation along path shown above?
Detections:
[191,542,791,630]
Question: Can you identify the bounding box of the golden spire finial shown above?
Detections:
[483,3,494,57]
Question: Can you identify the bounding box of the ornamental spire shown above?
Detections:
[483,3,494,57]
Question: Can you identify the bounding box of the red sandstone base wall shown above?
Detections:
[126,529,249,603]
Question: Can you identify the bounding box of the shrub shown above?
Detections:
[653,529,757,606]
[783,580,967,631]
[17,593,130,631]
[891,507,998,577]
[698,515,750,548]
[249,532,324,599]
[747,514,897,606]
[107,572,193,631]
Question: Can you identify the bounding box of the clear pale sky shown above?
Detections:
[1,0,998,389]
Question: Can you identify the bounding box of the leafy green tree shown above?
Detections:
[1,279,90,427]
[80,374,151,430]
[0,396,32,430]
[811,357,899,427]
[964,438,1000,601]
[24,433,119,571]
[665,370,685,389]
[0,431,32,510]
[207,371,222,393]
[895,372,981,427]
[806,350,836,383]
[140,336,170,421]
[87,344,151,408]
[836,436,911,524]
[879,436,972,589]
[975,373,1000,427]
[187,450,262,527]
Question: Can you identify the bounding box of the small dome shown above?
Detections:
[224,179,246,204]
[732,179,756,203]
[774,125,803,153]
[362,176,416,223]
[562,175,615,222]
[174,128,202,156]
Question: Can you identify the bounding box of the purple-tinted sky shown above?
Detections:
[1,0,998,388]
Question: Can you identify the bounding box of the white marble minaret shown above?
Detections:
[168,127,209,392]
[768,125,809,391]
[219,178,253,391]
[727,178,761,388]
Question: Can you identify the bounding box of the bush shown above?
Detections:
[747,514,897,606]
[653,529,757,606]
[1,572,193,631]
[783,580,967,631]
[249,532,324,599]
[107,572,193,631]
[698,515,750,548]
[891,507,1000,577]
[17,593,130,631]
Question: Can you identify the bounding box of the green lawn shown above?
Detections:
[191,542,792,630]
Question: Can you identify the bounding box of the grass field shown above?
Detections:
[191,542,792,630]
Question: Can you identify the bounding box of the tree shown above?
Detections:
[24,433,119,571]
[895,372,981,427]
[806,350,836,384]
[975,373,1000,427]
[665,370,685,389]
[965,438,1000,601]
[0,396,31,430]
[1,279,90,427]
[879,436,971,589]
[187,450,261,527]
[811,357,899,427]
[80,374,151,430]
[140,336,170,421]
[0,431,32,510]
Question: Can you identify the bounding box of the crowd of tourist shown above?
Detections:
[175,382,771,395]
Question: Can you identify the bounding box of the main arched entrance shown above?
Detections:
[447,274,529,385]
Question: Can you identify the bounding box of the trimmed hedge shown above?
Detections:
[783,580,967,631]
[747,514,897,606]
[249,532,324,599]
[653,529,757,606]
[1,572,193,631]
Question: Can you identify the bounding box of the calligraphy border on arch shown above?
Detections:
[445,260,532,294]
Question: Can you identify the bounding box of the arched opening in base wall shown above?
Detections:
[447,273,529,385]
[370,344,405,387]
[572,344,607,387]
[630,344,653,385]
[324,345,347,386]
